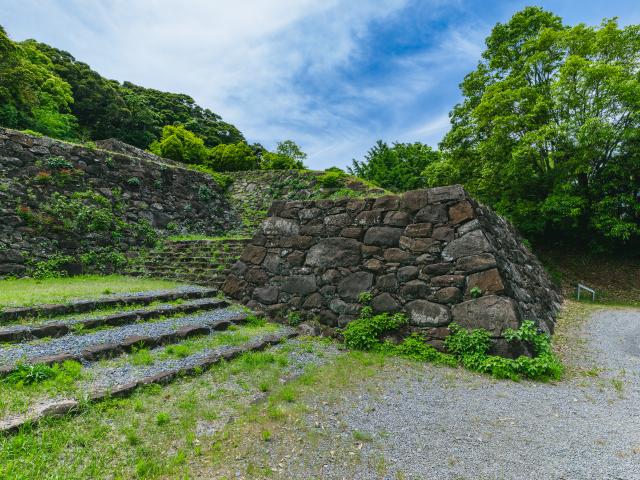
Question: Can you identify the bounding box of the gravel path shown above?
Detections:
[259,308,640,480]
[84,327,298,390]
[0,307,241,365]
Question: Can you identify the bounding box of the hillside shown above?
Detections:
[0,26,244,149]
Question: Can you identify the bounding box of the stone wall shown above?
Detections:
[0,128,239,276]
[226,170,386,234]
[224,185,562,354]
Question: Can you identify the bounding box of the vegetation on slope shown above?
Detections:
[350,8,640,252]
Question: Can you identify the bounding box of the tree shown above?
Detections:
[434,7,640,246]
[260,140,307,170]
[149,124,208,164]
[349,141,440,192]
[206,142,259,171]
[0,27,77,138]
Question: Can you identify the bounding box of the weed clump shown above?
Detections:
[340,296,563,381]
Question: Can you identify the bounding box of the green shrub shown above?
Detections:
[206,142,258,172]
[4,363,56,385]
[341,312,407,351]
[317,168,348,188]
[341,304,563,382]
[46,156,73,170]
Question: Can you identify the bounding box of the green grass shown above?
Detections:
[0,336,327,479]
[0,275,184,308]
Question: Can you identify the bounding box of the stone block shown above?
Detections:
[405,300,450,327]
[466,268,505,296]
[363,227,403,247]
[338,271,374,300]
[451,296,519,336]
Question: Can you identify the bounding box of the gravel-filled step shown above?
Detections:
[0,328,296,433]
[0,286,217,323]
[0,308,248,372]
[0,297,228,343]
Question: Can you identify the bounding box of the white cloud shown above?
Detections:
[1,0,469,167]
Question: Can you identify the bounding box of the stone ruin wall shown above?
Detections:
[0,128,239,276]
[224,185,562,356]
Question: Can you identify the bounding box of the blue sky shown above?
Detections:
[1,0,639,169]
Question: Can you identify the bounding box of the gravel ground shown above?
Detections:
[0,307,242,365]
[0,297,220,333]
[258,308,640,480]
[84,327,297,390]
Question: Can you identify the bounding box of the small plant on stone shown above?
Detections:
[46,156,73,170]
[286,311,303,326]
[127,176,141,187]
[358,291,373,304]
[261,430,272,442]
[469,286,483,298]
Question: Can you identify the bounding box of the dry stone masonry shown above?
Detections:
[224,185,562,355]
[0,128,240,276]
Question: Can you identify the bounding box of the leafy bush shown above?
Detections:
[341,312,407,351]
[341,304,563,381]
[149,125,209,164]
[317,168,348,188]
[46,156,73,170]
[206,142,258,171]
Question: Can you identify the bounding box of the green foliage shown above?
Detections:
[149,124,208,164]
[31,254,74,279]
[0,30,245,149]
[286,311,303,326]
[341,312,407,351]
[3,360,82,387]
[317,168,348,188]
[126,176,141,187]
[0,28,77,139]
[434,7,640,248]
[206,141,258,171]
[349,140,440,192]
[469,286,483,299]
[260,140,307,170]
[342,304,563,381]
[3,363,56,385]
[46,155,73,170]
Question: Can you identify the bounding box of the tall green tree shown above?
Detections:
[350,140,440,192]
[434,7,640,246]
[260,140,307,170]
[0,27,77,138]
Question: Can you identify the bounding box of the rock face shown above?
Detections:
[0,128,240,276]
[225,185,562,353]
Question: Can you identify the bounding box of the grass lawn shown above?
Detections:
[0,275,184,308]
[0,336,335,479]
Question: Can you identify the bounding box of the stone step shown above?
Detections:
[0,312,248,375]
[0,328,296,434]
[0,286,217,323]
[0,297,228,343]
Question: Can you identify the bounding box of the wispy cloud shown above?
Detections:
[2,0,638,168]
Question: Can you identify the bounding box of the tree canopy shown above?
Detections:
[431,7,640,247]
[260,140,307,170]
[0,26,245,149]
[349,141,440,192]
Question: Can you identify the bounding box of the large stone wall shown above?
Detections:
[0,128,239,276]
[224,185,562,354]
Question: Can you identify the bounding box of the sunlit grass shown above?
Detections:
[0,275,184,308]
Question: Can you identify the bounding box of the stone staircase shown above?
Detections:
[127,238,251,288]
[0,285,295,432]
